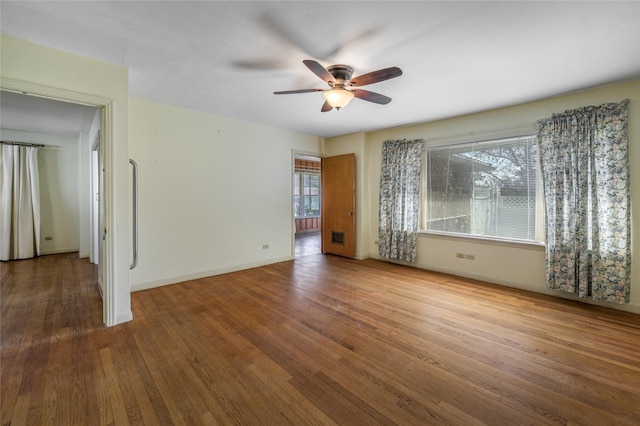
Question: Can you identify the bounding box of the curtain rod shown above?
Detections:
[1,141,46,148]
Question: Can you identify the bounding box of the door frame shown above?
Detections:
[90,132,101,265]
[91,131,104,296]
[1,77,116,326]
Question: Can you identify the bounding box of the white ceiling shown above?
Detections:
[0,91,98,138]
[1,1,639,138]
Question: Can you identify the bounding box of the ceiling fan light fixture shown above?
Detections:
[323,88,354,110]
[275,60,402,112]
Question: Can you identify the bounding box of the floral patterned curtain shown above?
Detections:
[536,100,630,304]
[378,139,424,262]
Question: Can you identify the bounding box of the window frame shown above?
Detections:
[420,134,545,246]
[294,170,321,218]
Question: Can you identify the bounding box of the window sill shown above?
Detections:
[418,230,545,251]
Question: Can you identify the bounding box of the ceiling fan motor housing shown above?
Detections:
[327,65,354,87]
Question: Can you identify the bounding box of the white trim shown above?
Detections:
[39,249,81,255]
[370,254,640,315]
[1,78,113,109]
[116,311,134,324]
[419,230,545,251]
[131,256,294,292]
[416,262,640,315]
[101,101,118,326]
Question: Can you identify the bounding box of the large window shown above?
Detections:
[422,135,544,243]
[294,172,320,217]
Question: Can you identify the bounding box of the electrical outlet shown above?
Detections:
[456,252,465,259]
[466,254,475,260]
[262,244,269,250]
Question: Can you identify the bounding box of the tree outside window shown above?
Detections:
[423,135,543,243]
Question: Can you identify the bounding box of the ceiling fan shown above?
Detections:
[274,60,402,112]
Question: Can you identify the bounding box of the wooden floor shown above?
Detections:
[2,253,640,425]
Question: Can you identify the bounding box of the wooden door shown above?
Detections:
[322,153,355,257]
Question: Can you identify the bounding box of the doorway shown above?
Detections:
[293,154,322,258]
[0,89,105,317]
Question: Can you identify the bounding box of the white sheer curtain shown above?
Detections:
[0,144,41,261]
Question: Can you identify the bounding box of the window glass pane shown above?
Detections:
[309,195,320,216]
[426,148,472,233]
[295,171,321,218]
[424,135,542,242]
[303,175,311,195]
[294,173,300,196]
[294,195,301,217]
[310,175,320,195]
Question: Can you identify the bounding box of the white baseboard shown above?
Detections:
[369,254,640,315]
[39,249,79,256]
[115,310,133,325]
[130,256,294,292]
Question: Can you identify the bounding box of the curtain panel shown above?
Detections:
[378,139,424,262]
[0,144,41,261]
[536,99,630,304]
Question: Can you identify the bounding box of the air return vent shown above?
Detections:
[331,231,345,245]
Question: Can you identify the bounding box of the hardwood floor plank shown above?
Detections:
[3,253,640,425]
[96,346,129,426]
[10,393,30,426]
[246,360,337,425]
[110,326,162,425]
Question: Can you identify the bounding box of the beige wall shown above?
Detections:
[128,98,322,290]
[326,79,640,314]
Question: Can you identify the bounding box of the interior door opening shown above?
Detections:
[1,89,105,318]
[293,154,322,258]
